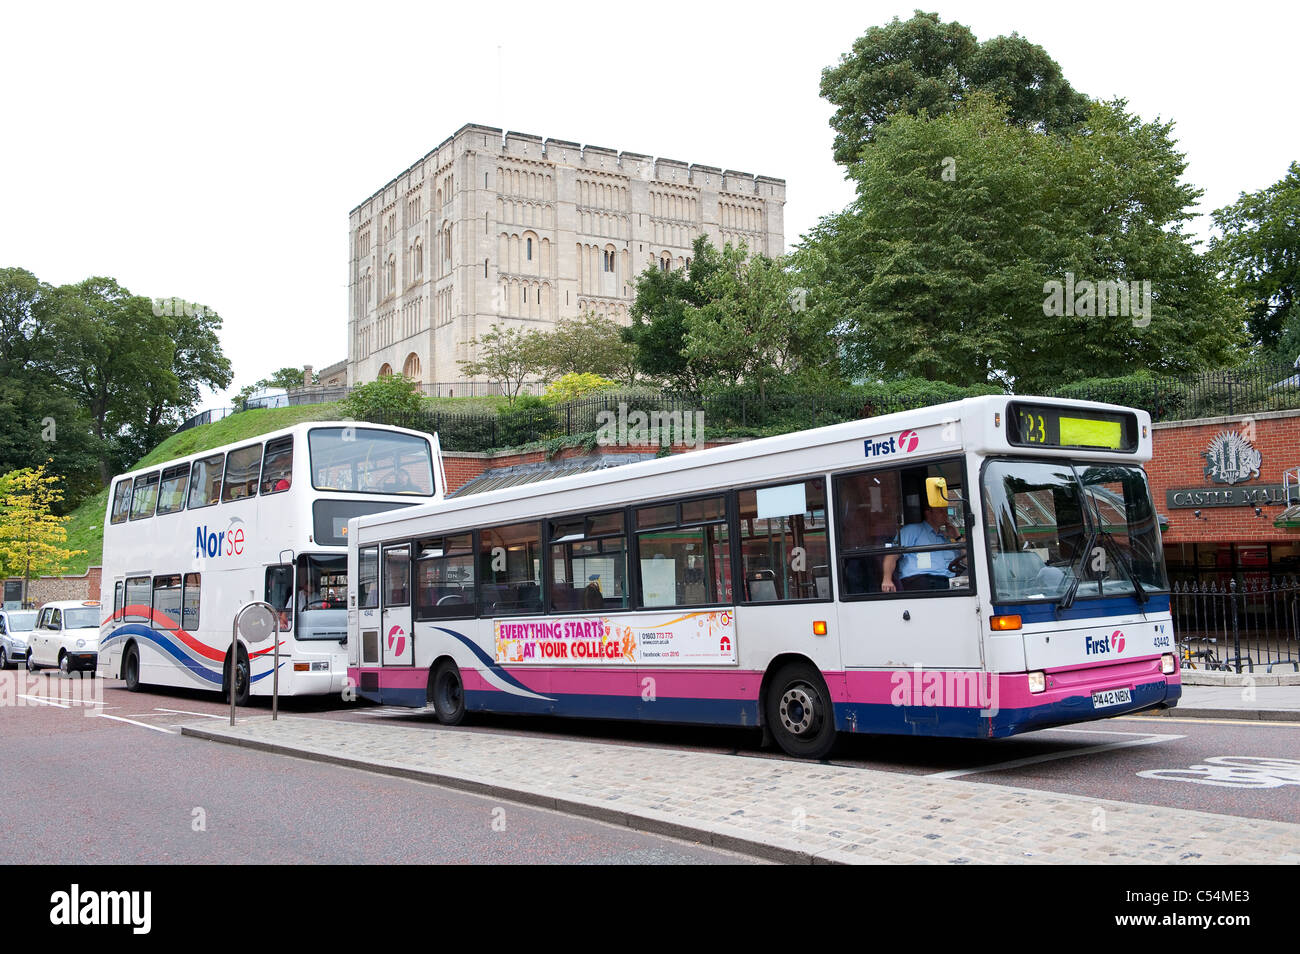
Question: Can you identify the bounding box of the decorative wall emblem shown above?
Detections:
[1202,430,1262,485]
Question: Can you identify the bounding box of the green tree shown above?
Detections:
[0,464,83,607]
[820,10,1089,167]
[1211,161,1300,359]
[233,366,309,409]
[799,95,1245,391]
[458,324,543,402]
[131,300,234,460]
[530,314,639,384]
[340,374,426,420]
[0,270,109,505]
[542,372,617,403]
[625,236,725,390]
[51,277,177,483]
[683,243,836,398]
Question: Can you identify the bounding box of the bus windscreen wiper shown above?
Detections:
[1097,529,1149,606]
[1057,529,1096,612]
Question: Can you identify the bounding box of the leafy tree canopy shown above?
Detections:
[457,324,541,403]
[797,94,1246,392]
[1211,161,1300,359]
[820,10,1090,167]
[340,374,426,420]
[530,314,639,385]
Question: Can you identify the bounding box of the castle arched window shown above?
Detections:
[378,363,393,377]
[403,353,421,380]
[526,237,533,261]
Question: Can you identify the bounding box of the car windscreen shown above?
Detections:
[62,608,101,629]
[7,611,38,631]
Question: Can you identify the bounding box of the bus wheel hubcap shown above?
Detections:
[780,686,817,735]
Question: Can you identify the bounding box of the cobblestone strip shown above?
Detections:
[181,717,1300,865]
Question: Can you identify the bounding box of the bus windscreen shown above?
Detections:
[309,428,434,495]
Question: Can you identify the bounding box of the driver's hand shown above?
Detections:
[881,580,896,593]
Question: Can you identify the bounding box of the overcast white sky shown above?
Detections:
[2,1,1296,408]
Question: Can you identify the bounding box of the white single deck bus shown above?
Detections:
[346,395,1180,758]
[98,422,445,703]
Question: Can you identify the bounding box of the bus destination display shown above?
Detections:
[1008,403,1137,452]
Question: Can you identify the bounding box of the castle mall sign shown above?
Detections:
[1163,428,1285,508]
[1166,485,1287,509]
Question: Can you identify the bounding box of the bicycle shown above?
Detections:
[1179,638,1224,670]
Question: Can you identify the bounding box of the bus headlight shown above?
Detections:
[1027,671,1046,694]
[1162,654,1176,675]
[76,639,86,649]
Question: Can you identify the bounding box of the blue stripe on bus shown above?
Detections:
[364,679,1179,738]
[105,624,281,685]
[994,593,1170,625]
[431,626,548,696]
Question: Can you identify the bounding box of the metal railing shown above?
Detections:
[1171,578,1300,673]
[1052,360,1300,423]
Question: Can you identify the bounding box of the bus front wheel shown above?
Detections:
[430,661,466,726]
[223,650,251,707]
[123,646,142,692]
[765,663,838,760]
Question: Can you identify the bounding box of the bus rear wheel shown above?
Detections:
[429,661,466,726]
[765,663,838,760]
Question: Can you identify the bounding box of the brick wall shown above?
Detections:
[442,440,744,493]
[8,566,103,608]
[1149,410,1300,544]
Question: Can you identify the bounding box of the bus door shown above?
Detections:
[834,462,982,670]
[381,543,414,666]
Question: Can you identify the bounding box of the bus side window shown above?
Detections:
[261,437,293,494]
[110,479,132,525]
[182,574,201,630]
[188,455,224,509]
[358,547,379,609]
[114,581,124,622]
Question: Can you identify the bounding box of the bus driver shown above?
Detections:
[880,504,961,592]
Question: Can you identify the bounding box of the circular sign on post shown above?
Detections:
[236,603,277,644]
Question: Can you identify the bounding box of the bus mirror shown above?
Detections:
[280,549,295,565]
[926,477,949,508]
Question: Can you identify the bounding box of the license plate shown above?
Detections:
[1092,688,1132,709]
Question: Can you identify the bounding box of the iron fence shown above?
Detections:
[1052,361,1300,423]
[1171,578,1300,674]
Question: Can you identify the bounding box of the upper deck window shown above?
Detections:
[309,428,434,496]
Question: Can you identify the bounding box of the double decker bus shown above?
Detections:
[98,422,445,704]
[345,395,1179,758]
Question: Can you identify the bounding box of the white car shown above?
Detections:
[0,609,39,669]
[26,600,103,675]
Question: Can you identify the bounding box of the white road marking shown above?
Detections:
[1045,726,1167,737]
[90,712,177,735]
[927,734,1184,779]
[1117,715,1300,728]
[154,708,227,720]
[17,693,69,708]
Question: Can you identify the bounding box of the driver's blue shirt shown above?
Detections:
[894,522,958,579]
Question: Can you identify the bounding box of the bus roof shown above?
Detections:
[109,420,432,483]
[352,393,1151,540]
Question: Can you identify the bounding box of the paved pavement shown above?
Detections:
[1158,683,1300,721]
[183,711,1300,865]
